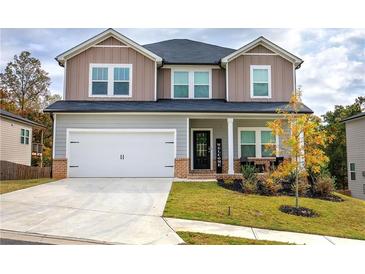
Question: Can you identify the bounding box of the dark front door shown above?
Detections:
[193,130,211,169]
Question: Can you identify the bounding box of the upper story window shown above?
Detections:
[250,65,271,98]
[20,128,30,145]
[172,69,211,99]
[89,64,132,97]
[238,127,277,158]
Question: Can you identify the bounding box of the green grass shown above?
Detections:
[0,178,55,194]
[164,182,365,240]
[177,231,289,245]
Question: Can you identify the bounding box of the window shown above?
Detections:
[172,69,211,99]
[194,72,209,98]
[92,67,108,95]
[261,130,276,157]
[239,128,277,158]
[90,64,132,97]
[173,72,189,98]
[350,163,356,180]
[240,131,256,157]
[20,129,29,145]
[250,65,271,98]
[114,67,130,95]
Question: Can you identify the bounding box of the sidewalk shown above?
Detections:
[165,218,365,245]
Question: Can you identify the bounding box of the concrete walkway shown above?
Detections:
[165,218,365,245]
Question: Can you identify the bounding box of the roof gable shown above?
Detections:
[56,28,162,66]
[221,36,303,68]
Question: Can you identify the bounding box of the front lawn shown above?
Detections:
[164,182,365,240]
[177,231,289,245]
[0,178,54,194]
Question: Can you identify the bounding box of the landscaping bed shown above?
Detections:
[177,231,290,245]
[164,182,365,240]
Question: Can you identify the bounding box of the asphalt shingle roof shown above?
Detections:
[0,109,45,128]
[341,112,365,122]
[44,100,313,114]
[143,39,235,65]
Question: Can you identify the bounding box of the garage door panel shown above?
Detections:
[68,131,175,177]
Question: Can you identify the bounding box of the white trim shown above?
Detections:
[190,128,213,170]
[92,45,130,48]
[162,65,220,69]
[56,29,162,65]
[52,113,56,158]
[227,118,234,174]
[226,63,229,101]
[154,62,157,101]
[171,68,212,99]
[65,128,177,177]
[52,112,290,118]
[221,37,303,67]
[63,61,67,100]
[88,63,133,98]
[237,127,279,158]
[241,53,278,56]
[293,63,296,93]
[250,65,272,99]
[186,118,190,158]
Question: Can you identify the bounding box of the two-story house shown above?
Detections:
[45,28,312,179]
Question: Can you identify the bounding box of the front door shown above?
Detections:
[193,130,211,169]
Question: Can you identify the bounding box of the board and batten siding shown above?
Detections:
[54,114,188,159]
[157,68,226,99]
[65,37,155,101]
[0,117,32,166]
[345,117,365,200]
[227,54,294,102]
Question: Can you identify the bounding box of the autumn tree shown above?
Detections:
[267,91,334,208]
[0,51,51,115]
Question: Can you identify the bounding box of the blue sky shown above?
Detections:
[1,28,364,115]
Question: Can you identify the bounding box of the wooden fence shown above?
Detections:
[0,160,51,180]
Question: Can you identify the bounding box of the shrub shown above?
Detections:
[217,179,243,192]
[314,175,335,197]
[258,175,282,196]
[291,174,311,197]
[241,164,257,181]
[242,179,258,194]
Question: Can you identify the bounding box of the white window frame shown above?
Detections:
[250,65,272,99]
[89,63,133,98]
[237,127,278,158]
[20,128,30,145]
[171,67,212,99]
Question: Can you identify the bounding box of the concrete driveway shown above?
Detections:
[0,178,183,244]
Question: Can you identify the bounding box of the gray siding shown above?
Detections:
[54,114,188,159]
[345,118,365,200]
[55,114,290,163]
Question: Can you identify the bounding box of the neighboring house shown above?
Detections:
[44,28,312,179]
[0,109,45,166]
[343,112,365,200]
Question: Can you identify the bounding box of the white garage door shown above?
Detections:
[68,130,175,177]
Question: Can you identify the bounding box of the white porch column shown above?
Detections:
[227,118,234,174]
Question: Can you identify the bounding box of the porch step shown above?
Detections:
[187,173,244,180]
[189,169,215,174]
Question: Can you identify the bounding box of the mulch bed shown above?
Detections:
[279,205,319,218]
[316,194,344,202]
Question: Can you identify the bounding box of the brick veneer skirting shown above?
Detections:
[174,158,189,178]
[52,158,67,179]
